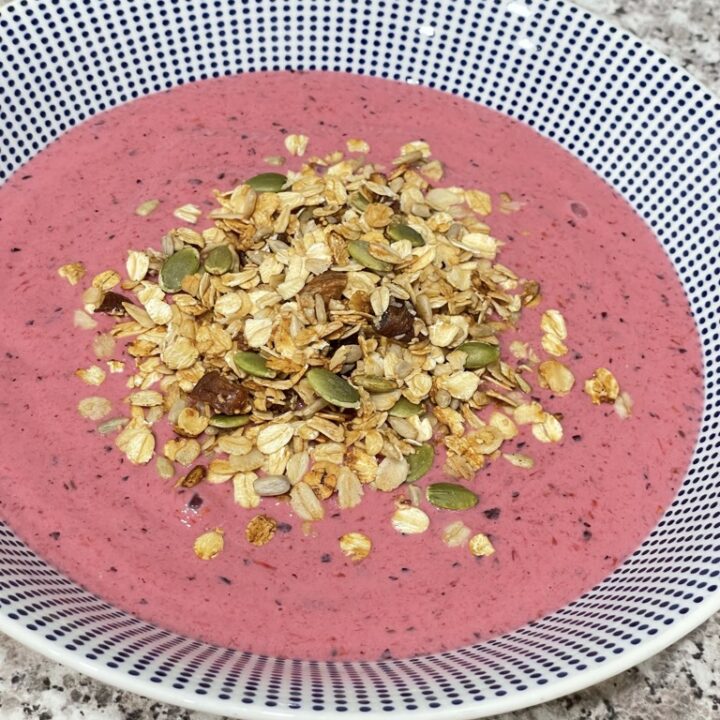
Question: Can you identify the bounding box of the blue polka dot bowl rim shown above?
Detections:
[1,0,719,717]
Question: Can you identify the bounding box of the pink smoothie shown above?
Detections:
[0,72,702,661]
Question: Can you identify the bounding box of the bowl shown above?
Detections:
[0,0,719,717]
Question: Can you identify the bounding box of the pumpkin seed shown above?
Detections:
[426,482,479,510]
[389,397,423,418]
[208,414,251,429]
[203,245,233,275]
[457,341,500,369]
[347,240,393,273]
[406,443,434,482]
[159,247,200,293]
[307,368,360,409]
[234,351,277,379]
[246,172,286,192]
[352,374,398,393]
[349,191,369,211]
[254,474,292,497]
[387,222,424,247]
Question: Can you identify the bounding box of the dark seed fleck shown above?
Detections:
[483,507,501,520]
[97,291,132,316]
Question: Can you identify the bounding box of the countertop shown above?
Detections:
[1,0,718,718]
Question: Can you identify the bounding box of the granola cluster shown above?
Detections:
[65,138,630,560]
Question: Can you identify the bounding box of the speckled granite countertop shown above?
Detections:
[0,0,718,718]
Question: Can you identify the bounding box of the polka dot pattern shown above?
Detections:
[0,0,718,716]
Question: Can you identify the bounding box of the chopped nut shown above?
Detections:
[246,514,278,546]
[176,465,206,489]
[468,533,495,557]
[339,532,372,561]
[193,528,224,560]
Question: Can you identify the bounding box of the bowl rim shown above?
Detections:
[0,0,718,717]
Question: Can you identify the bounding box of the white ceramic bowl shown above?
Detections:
[1,0,719,717]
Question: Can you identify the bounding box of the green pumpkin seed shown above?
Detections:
[352,374,398,393]
[203,245,233,275]
[387,223,425,247]
[246,172,287,192]
[159,247,200,293]
[406,443,434,482]
[347,240,393,273]
[208,414,251,429]
[389,397,423,418]
[426,482,479,510]
[307,368,360,409]
[425,483,478,510]
[457,341,501,369]
[234,351,277,379]
[349,191,369,211]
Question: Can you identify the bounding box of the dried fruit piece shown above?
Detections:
[246,514,278,546]
[375,302,415,341]
[457,341,500,369]
[584,368,620,405]
[426,482,479,511]
[234,351,277,379]
[176,465,207,489]
[159,247,200,293]
[391,506,430,534]
[306,368,360,409]
[203,245,233,275]
[96,291,132,316]
[468,533,495,557]
[348,240,393,273]
[188,371,248,415]
[406,443,434,482]
[193,528,224,560]
[339,532,372,561]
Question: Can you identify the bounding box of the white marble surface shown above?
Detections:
[0,0,718,718]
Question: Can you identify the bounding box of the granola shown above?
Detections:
[67,138,628,559]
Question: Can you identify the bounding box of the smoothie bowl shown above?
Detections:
[0,0,718,717]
